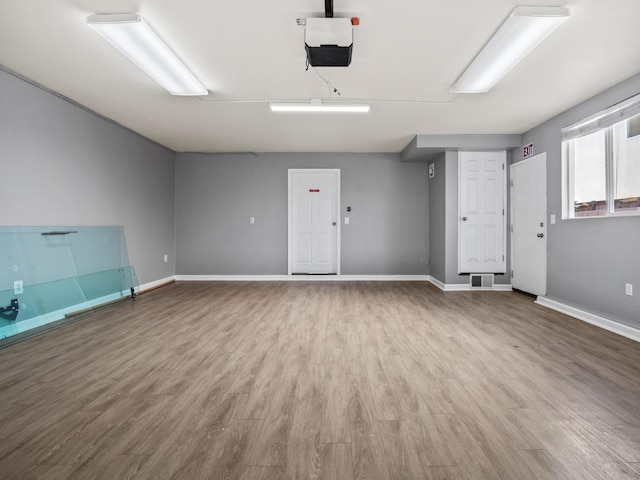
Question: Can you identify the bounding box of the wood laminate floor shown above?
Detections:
[1,281,639,480]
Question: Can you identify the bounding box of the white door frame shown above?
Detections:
[288,169,341,275]
[510,152,547,295]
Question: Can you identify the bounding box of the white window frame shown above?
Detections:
[562,93,640,219]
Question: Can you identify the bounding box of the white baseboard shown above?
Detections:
[173,274,511,292]
[480,284,513,292]
[536,296,640,343]
[441,283,473,292]
[138,276,176,293]
[175,274,431,282]
[428,277,512,292]
[428,277,446,290]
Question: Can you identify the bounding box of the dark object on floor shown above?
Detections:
[0,299,19,321]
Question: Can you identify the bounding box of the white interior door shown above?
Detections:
[289,169,340,274]
[511,153,547,296]
[458,151,507,273]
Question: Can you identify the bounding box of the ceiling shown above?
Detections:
[1,0,639,153]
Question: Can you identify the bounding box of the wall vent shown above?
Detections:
[470,274,494,289]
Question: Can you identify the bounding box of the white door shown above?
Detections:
[288,169,340,274]
[511,153,547,296]
[458,151,507,273]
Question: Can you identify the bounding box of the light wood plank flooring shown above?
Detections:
[1,281,639,479]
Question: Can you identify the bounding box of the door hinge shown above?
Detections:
[511,270,514,277]
[510,179,513,187]
[502,255,505,261]
[502,163,505,170]
[502,209,505,216]
[510,224,513,232]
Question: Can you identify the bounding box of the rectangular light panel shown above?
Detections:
[87,13,207,96]
[451,6,570,93]
[270,102,370,113]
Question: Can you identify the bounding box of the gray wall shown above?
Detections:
[175,153,430,275]
[519,72,640,326]
[428,154,446,283]
[5,59,637,329]
[0,69,176,286]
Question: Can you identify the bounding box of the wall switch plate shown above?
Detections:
[250,217,255,224]
[550,214,556,225]
[625,283,633,296]
[164,254,168,263]
[344,217,350,224]
[14,280,23,295]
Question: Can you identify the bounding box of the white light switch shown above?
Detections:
[163,254,168,263]
[550,214,556,225]
[344,217,350,224]
[626,283,633,296]
[14,280,23,295]
[250,217,255,224]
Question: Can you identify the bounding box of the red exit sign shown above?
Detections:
[523,143,533,159]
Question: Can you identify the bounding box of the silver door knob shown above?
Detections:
[537,233,544,238]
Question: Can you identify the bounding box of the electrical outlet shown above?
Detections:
[625,283,633,296]
[14,280,23,295]
[344,217,350,224]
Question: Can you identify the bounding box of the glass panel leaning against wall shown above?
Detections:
[562,94,640,218]
[0,226,138,344]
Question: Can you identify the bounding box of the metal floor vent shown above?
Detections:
[470,274,494,289]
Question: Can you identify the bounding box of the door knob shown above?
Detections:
[537,233,544,238]
[332,222,337,226]
[461,217,468,221]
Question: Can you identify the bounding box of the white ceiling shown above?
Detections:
[1,0,639,153]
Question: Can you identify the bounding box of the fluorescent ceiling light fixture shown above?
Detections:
[451,6,570,93]
[269,101,370,113]
[86,13,207,96]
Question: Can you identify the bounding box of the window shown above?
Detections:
[562,94,640,218]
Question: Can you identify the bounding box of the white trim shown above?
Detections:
[176,274,431,282]
[443,283,472,292]
[536,296,640,343]
[561,91,640,140]
[288,169,341,275]
[484,284,513,292]
[428,276,446,290]
[430,280,512,292]
[174,274,512,292]
[137,276,175,293]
